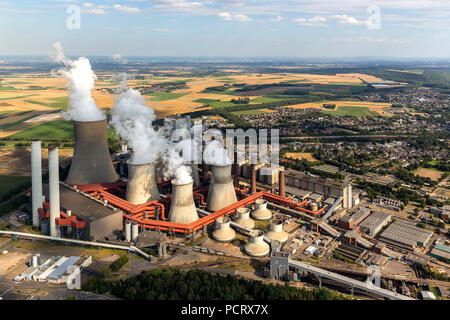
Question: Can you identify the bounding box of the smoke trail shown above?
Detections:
[203,140,232,166]
[110,74,165,164]
[52,42,105,122]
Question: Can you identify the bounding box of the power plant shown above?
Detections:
[168,180,199,224]
[206,164,238,212]
[265,219,288,243]
[244,230,270,257]
[125,162,160,204]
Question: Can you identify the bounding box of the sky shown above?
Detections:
[0,0,449,58]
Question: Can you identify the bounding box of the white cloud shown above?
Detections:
[152,0,204,11]
[83,8,106,14]
[111,53,128,63]
[154,28,174,32]
[113,4,141,14]
[270,15,283,22]
[83,2,94,7]
[332,14,365,25]
[293,16,327,27]
[218,12,251,22]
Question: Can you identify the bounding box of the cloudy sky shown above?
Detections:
[0,0,449,57]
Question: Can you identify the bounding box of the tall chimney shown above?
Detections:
[66,119,119,185]
[168,181,199,224]
[233,151,239,188]
[189,162,201,187]
[126,162,160,204]
[48,146,60,238]
[279,168,285,198]
[207,165,238,212]
[31,140,43,228]
[251,164,257,194]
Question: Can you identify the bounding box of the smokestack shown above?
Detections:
[125,220,131,242]
[66,120,119,185]
[244,230,270,257]
[279,168,285,198]
[251,164,257,194]
[126,162,160,204]
[212,217,236,242]
[131,221,139,243]
[251,199,272,221]
[31,140,43,228]
[168,181,199,224]
[233,151,239,188]
[265,219,288,243]
[235,207,255,229]
[206,165,238,212]
[189,162,201,187]
[48,146,60,237]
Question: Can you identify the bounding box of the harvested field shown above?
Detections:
[286,100,392,116]
[0,251,31,276]
[284,152,317,162]
[414,168,445,181]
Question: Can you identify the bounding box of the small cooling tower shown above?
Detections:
[235,207,255,229]
[212,217,236,242]
[244,230,270,257]
[126,162,160,204]
[206,165,238,212]
[265,219,288,243]
[66,120,119,185]
[168,181,199,224]
[251,199,272,221]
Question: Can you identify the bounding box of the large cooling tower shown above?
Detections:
[206,165,238,212]
[66,120,119,185]
[168,181,199,224]
[126,162,160,204]
[244,230,270,257]
[251,199,272,221]
[265,219,288,243]
[212,217,236,242]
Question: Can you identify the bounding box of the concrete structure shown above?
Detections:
[251,199,272,221]
[126,162,160,204]
[235,207,255,229]
[206,165,238,212]
[212,217,236,242]
[244,230,270,257]
[66,120,118,185]
[380,220,433,251]
[359,211,392,236]
[125,220,131,242]
[131,221,139,243]
[279,168,285,197]
[421,291,436,300]
[338,207,371,230]
[48,146,60,238]
[168,181,199,224]
[190,162,201,187]
[31,140,43,228]
[405,253,430,267]
[270,251,290,280]
[265,219,288,243]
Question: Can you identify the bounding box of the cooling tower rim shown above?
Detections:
[216,216,230,224]
[73,119,106,124]
[251,229,264,237]
[255,199,267,205]
[272,219,283,225]
[171,179,194,187]
[127,161,156,167]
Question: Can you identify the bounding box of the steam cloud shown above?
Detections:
[203,140,232,166]
[52,42,106,122]
[110,74,165,164]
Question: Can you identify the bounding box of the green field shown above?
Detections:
[232,109,268,115]
[0,175,31,199]
[194,98,236,108]
[146,92,188,101]
[9,120,74,140]
[25,96,69,109]
[322,106,378,117]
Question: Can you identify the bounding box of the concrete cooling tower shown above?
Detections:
[66,120,119,185]
[235,207,255,229]
[206,165,238,212]
[212,217,236,242]
[265,219,288,243]
[126,162,160,204]
[168,181,199,224]
[251,199,272,221]
[244,230,270,257]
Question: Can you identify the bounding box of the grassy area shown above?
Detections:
[9,120,74,140]
[194,98,236,108]
[322,106,378,117]
[231,109,268,115]
[0,175,30,199]
[146,92,188,101]
[250,96,295,103]
[25,96,69,109]
[0,94,39,101]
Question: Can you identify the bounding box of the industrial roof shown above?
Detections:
[380,221,433,247]
[46,256,80,280]
[285,170,348,189]
[359,211,392,231]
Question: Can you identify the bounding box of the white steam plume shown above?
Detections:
[203,140,232,166]
[110,74,165,164]
[52,42,105,122]
[163,133,198,185]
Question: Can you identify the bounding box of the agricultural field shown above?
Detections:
[284,152,318,162]
[286,100,392,116]
[0,175,30,199]
[414,167,445,181]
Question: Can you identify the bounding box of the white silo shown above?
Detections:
[126,162,160,204]
[31,140,43,228]
[48,146,60,238]
[125,220,131,242]
[265,219,288,243]
[251,199,272,221]
[212,217,236,242]
[168,180,199,224]
[131,221,139,243]
[244,230,270,257]
[206,165,238,212]
[235,207,255,229]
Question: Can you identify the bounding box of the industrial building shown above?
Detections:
[338,207,371,230]
[379,220,433,251]
[358,211,392,236]
[430,244,450,263]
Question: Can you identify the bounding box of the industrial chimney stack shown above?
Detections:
[48,146,60,238]
[66,119,118,185]
[168,181,199,224]
[206,165,238,212]
[126,162,160,204]
[31,140,43,228]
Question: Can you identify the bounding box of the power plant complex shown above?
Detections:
[29,116,352,259]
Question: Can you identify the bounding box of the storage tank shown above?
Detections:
[251,199,272,221]
[235,207,255,229]
[244,230,270,257]
[265,219,288,243]
[168,180,199,224]
[310,201,318,212]
[126,162,160,204]
[66,119,119,185]
[206,165,238,212]
[212,217,236,242]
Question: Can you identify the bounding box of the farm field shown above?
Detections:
[286,100,392,116]
[322,106,379,117]
[284,152,318,162]
[414,167,445,181]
